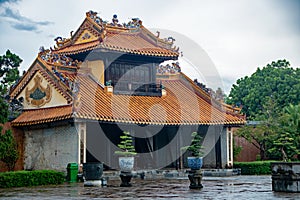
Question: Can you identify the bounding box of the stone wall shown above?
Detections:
[24,124,79,171]
[0,122,24,172]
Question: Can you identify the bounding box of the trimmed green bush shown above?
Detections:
[0,170,65,188]
[234,161,274,175]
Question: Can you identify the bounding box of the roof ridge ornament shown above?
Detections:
[86,10,104,26]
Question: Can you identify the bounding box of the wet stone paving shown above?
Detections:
[0,175,298,199]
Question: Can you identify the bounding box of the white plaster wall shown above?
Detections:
[24,124,78,171]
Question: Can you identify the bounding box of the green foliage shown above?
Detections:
[115,131,137,156]
[0,50,22,94]
[0,98,8,124]
[0,127,19,171]
[0,50,22,124]
[181,132,204,157]
[0,50,22,171]
[0,170,65,188]
[227,59,300,120]
[235,96,290,160]
[234,161,273,175]
[235,122,276,160]
[268,104,300,161]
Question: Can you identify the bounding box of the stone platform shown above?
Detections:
[100,168,241,181]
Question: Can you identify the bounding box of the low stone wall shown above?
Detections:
[271,162,300,193]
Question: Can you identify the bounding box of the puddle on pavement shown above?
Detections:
[0,176,299,199]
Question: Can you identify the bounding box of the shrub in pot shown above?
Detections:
[115,131,137,172]
[181,132,204,170]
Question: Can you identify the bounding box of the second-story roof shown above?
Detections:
[52,11,179,59]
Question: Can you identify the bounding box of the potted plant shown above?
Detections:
[181,132,204,170]
[115,131,137,172]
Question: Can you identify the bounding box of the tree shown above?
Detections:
[235,97,279,160]
[269,104,300,161]
[181,132,204,158]
[0,50,22,92]
[0,128,19,171]
[0,50,22,171]
[226,59,300,120]
[0,50,22,123]
[115,131,137,156]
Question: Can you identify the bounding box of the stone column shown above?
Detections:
[77,122,86,165]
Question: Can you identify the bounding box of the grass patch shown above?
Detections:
[234,161,275,175]
[0,170,65,188]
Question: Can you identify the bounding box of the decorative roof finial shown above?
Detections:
[168,37,175,43]
[112,14,119,25]
[86,10,97,18]
[156,31,160,38]
[39,46,45,53]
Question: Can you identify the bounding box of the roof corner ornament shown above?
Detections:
[86,10,98,18]
[39,46,45,54]
[54,36,71,48]
[172,45,180,52]
[167,37,175,44]
[87,10,104,28]
[156,31,160,38]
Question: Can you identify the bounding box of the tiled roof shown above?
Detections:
[99,31,179,57]
[70,73,245,125]
[54,14,179,58]
[53,40,100,55]
[55,31,178,57]
[11,56,245,127]
[12,105,73,126]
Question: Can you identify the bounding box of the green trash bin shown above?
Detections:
[67,163,78,183]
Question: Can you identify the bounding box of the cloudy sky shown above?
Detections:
[0,0,299,93]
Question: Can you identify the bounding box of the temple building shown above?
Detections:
[9,11,245,171]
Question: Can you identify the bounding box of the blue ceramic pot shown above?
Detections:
[187,157,203,170]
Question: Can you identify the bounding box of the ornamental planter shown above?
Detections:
[271,162,300,193]
[83,162,104,187]
[187,157,203,170]
[83,162,103,180]
[119,157,134,172]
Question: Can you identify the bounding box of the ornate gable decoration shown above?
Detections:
[25,75,52,107]
[74,29,98,45]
